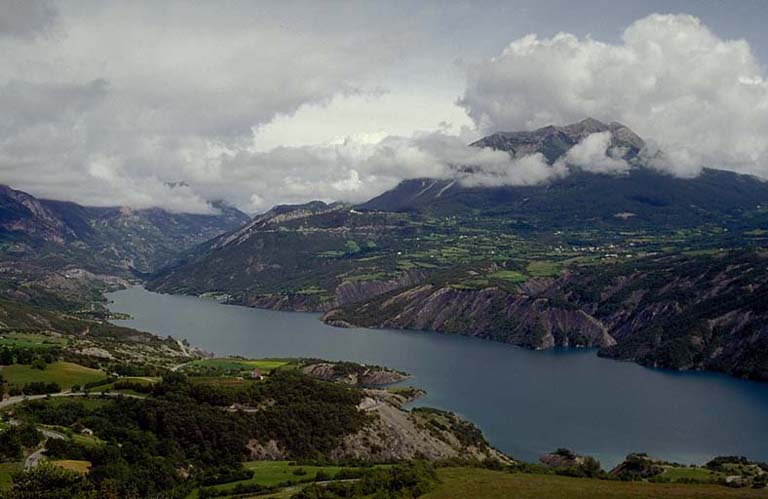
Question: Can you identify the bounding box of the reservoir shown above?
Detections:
[107,286,768,468]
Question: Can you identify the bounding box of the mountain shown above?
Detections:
[470,117,645,162]
[146,118,768,380]
[0,184,249,274]
[358,168,768,228]
[359,120,768,228]
[323,250,768,381]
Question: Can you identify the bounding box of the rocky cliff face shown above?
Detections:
[302,362,410,386]
[334,270,427,307]
[330,389,510,463]
[0,185,75,243]
[324,251,768,381]
[323,284,615,349]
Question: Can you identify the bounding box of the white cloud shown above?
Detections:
[2,8,767,215]
[0,2,403,212]
[459,14,768,179]
[202,131,559,212]
[560,132,630,174]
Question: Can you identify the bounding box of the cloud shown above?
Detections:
[3,8,767,215]
[459,14,768,179]
[0,2,403,212]
[559,132,630,174]
[0,0,58,40]
[205,131,560,212]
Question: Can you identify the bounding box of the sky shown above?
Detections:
[1,0,768,214]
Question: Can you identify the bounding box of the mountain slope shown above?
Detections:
[147,118,768,380]
[469,117,645,162]
[323,250,768,381]
[0,184,250,274]
[359,118,768,228]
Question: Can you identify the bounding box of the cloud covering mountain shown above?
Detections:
[0,3,767,213]
[460,14,768,179]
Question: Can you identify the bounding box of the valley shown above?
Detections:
[145,122,768,381]
[1,119,768,497]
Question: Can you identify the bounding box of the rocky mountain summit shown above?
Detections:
[471,117,645,162]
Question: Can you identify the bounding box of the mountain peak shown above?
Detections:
[471,118,644,163]
[576,116,608,129]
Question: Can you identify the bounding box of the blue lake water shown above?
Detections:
[107,286,768,468]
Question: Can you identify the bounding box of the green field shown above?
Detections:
[0,332,66,349]
[488,270,528,283]
[180,358,290,373]
[1,362,105,389]
[188,376,249,387]
[71,432,105,448]
[424,468,767,499]
[0,462,20,490]
[38,396,112,411]
[661,466,720,482]
[526,260,563,277]
[96,376,158,394]
[187,461,371,498]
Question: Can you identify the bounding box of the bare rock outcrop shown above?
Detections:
[330,389,511,463]
[302,362,410,386]
[324,285,615,349]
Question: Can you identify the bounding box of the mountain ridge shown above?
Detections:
[0,184,250,274]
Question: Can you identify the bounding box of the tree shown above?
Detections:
[0,348,13,365]
[5,464,97,499]
[0,428,22,461]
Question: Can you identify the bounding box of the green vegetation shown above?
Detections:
[488,270,528,284]
[48,460,91,474]
[0,333,66,350]
[424,467,768,499]
[526,260,562,277]
[1,362,104,390]
[189,461,387,498]
[661,467,719,482]
[293,461,438,499]
[6,370,370,497]
[0,463,21,490]
[179,358,292,377]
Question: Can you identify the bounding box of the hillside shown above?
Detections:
[323,250,768,381]
[358,119,768,229]
[425,467,768,499]
[0,184,249,274]
[147,120,768,381]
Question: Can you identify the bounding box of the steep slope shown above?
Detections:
[149,201,421,309]
[323,250,768,381]
[0,185,77,243]
[0,184,249,274]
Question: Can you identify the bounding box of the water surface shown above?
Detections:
[107,286,768,467]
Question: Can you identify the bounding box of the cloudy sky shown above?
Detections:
[1,0,768,214]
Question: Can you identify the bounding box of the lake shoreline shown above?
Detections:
[107,286,768,468]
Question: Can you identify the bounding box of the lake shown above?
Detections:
[107,286,768,468]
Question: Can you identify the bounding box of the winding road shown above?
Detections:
[0,391,144,470]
